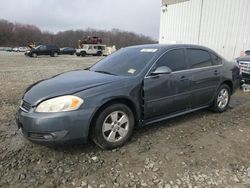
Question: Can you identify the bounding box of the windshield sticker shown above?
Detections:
[128,69,136,74]
[140,49,158,53]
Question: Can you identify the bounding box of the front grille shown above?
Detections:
[242,73,250,79]
[239,61,250,74]
[20,100,32,112]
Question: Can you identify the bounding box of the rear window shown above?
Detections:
[210,53,222,65]
[187,49,213,69]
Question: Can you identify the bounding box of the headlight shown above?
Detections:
[36,95,84,113]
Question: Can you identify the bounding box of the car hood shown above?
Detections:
[237,55,250,62]
[23,70,124,106]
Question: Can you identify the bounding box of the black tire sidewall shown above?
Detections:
[81,51,86,57]
[92,104,135,149]
[213,84,231,113]
[97,51,102,56]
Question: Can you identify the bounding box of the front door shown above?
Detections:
[144,48,191,120]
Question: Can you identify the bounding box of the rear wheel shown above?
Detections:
[91,104,134,149]
[96,51,102,56]
[212,84,231,113]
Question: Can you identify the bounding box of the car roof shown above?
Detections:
[127,44,213,51]
[126,44,222,58]
[237,55,250,61]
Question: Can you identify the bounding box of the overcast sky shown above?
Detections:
[0,0,161,40]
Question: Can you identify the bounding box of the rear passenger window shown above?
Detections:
[210,53,222,65]
[156,49,187,72]
[187,49,213,69]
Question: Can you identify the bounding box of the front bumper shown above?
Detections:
[25,52,32,57]
[16,108,93,145]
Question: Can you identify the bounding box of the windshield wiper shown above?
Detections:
[94,70,117,76]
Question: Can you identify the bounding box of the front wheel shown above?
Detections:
[91,104,135,149]
[81,51,86,57]
[32,53,37,58]
[212,84,231,113]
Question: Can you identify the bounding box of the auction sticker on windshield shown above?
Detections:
[128,68,136,74]
[140,49,158,53]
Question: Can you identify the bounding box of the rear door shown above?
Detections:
[144,48,192,120]
[186,49,222,108]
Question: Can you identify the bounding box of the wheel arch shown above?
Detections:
[220,80,233,94]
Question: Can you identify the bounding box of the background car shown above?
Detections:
[12,47,19,52]
[236,52,250,84]
[245,50,250,56]
[60,47,76,55]
[25,44,60,58]
[18,47,28,52]
[76,44,105,57]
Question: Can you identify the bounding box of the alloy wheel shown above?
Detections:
[217,88,229,109]
[102,111,129,143]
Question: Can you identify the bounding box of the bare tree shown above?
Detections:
[0,19,157,48]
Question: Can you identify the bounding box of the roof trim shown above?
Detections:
[162,0,190,6]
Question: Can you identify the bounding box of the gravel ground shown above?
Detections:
[0,52,250,188]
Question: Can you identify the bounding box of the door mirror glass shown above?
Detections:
[151,66,172,75]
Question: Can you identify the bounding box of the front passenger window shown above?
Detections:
[155,49,187,72]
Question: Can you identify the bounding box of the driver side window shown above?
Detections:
[39,45,46,50]
[155,49,187,72]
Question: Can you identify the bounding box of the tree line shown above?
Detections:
[0,19,157,49]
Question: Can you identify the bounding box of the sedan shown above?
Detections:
[16,44,240,149]
[60,47,76,55]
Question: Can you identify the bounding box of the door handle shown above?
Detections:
[214,70,220,75]
[180,75,187,81]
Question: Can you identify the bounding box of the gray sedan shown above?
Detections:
[16,44,240,149]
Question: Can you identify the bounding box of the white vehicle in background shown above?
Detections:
[76,44,116,57]
[18,47,28,52]
[103,45,117,56]
[12,47,19,52]
[11,47,28,52]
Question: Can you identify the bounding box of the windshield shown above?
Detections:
[90,47,158,76]
[34,45,41,49]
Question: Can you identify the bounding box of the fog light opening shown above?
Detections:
[43,134,54,140]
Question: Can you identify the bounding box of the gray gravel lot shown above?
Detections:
[0,52,250,188]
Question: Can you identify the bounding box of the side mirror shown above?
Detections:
[151,66,172,76]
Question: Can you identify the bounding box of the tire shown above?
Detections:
[212,84,231,113]
[91,104,135,149]
[81,51,86,57]
[51,52,58,57]
[32,53,37,58]
[96,51,102,56]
